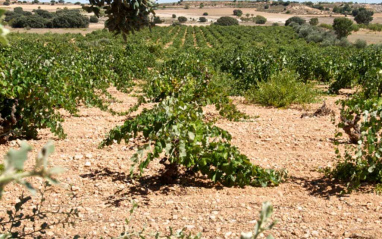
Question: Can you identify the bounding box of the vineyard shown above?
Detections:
[1,24,382,238]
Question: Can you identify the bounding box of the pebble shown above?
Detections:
[75,154,83,160]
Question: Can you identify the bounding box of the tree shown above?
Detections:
[199,2,203,8]
[199,16,207,22]
[58,0,65,3]
[14,7,24,14]
[309,17,318,26]
[233,9,243,17]
[215,16,239,26]
[285,16,305,26]
[178,16,187,23]
[254,15,267,24]
[333,17,353,39]
[83,0,155,38]
[172,14,176,18]
[354,9,374,25]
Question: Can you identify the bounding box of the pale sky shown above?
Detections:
[39,0,382,3]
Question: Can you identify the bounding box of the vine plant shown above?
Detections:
[102,58,286,186]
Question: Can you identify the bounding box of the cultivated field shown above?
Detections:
[1,24,382,238]
[2,0,382,236]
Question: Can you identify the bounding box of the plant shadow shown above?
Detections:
[80,167,223,207]
[291,176,375,199]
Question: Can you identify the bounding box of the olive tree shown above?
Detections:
[333,17,353,39]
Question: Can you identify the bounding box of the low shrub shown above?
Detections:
[319,23,333,30]
[89,15,98,23]
[254,15,267,24]
[203,12,208,16]
[309,17,318,26]
[178,16,187,23]
[52,10,89,28]
[199,16,207,23]
[153,16,164,24]
[354,39,367,49]
[172,13,176,18]
[12,15,48,28]
[285,16,306,26]
[215,16,239,26]
[245,70,317,108]
[233,9,243,17]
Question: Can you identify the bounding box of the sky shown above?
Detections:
[38,0,382,4]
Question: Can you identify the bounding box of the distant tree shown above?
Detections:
[199,16,207,22]
[184,3,189,9]
[3,0,10,5]
[333,6,340,13]
[89,15,98,23]
[172,14,176,18]
[254,15,267,24]
[354,9,373,25]
[215,16,239,26]
[333,17,353,39]
[153,16,163,24]
[14,7,24,13]
[285,16,305,26]
[58,0,65,3]
[233,9,243,17]
[199,2,204,8]
[264,5,269,9]
[178,16,187,23]
[50,0,55,5]
[304,1,313,7]
[309,17,318,26]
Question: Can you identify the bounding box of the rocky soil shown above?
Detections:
[0,89,381,238]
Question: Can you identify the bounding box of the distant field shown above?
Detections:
[349,29,382,44]
[3,4,382,43]
[2,3,81,12]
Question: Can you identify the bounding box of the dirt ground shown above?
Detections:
[155,7,382,25]
[349,28,382,44]
[0,88,381,238]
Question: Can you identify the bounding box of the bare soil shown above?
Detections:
[1,88,381,238]
[349,29,382,45]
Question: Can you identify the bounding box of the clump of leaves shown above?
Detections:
[245,70,317,108]
[0,141,62,198]
[241,202,276,239]
[83,0,156,39]
[102,97,285,187]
